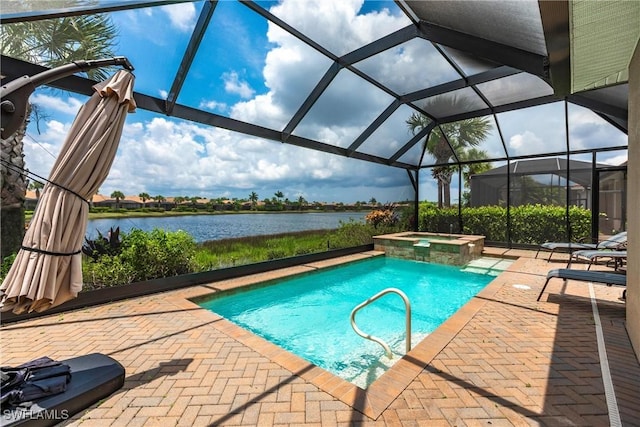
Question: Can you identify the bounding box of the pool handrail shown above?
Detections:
[350,288,411,359]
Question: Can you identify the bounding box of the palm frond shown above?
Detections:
[1,13,118,81]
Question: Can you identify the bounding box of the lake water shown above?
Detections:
[85,211,365,243]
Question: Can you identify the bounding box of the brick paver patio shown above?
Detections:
[1,249,638,426]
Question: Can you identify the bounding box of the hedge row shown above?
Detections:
[418,204,591,244]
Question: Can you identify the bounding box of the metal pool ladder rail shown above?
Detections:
[350,288,411,359]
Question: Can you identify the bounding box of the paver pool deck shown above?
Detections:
[1,248,638,426]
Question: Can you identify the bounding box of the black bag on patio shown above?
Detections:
[0,356,71,407]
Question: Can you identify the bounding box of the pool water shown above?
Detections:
[197,256,501,387]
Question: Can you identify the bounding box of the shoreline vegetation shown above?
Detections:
[25,208,372,223]
[79,221,399,290]
[3,219,401,286]
[5,206,406,287]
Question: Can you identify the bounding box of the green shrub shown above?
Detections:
[80,220,403,289]
[82,228,196,288]
[418,205,459,233]
[568,206,592,241]
[419,203,591,244]
[462,206,507,241]
[0,253,17,281]
[327,220,377,248]
[82,256,136,290]
[89,206,112,214]
[266,248,288,260]
[119,229,196,280]
[82,227,121,261]
[509,205,568,244]
[172,206,198,212]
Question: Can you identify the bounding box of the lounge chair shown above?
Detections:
[535,231,627,262]
[537,268,627,301]
[567,249,627,270]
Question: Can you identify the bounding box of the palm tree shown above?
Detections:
[407,109,492,208]
[154,195,165,209]
[174,196,186,207]
[110,190,125,209]
[297,195,307,211]
[28,180,45,199]
[139,192,150,207]
[274,191,284,202]
[458,148,492,187]
[249,191,259,210]
[0,9,118,259]
[458,148,492,206]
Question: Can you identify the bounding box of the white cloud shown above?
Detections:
[30,93,85,116]
[23,122,64,179]
[253,159,291,180]
[498,103,566,156]
[222,71,255,99]
[230,92,289,129]
[568,108,607,127]
[269,0,408,55]
[199,99,228,112]
[354,38,456,95]
[600,153,628,166]
[230,0,409,133]
[508,130,543,153]
[159,89,168,99]
[568,105,627,150]
[88,115,409,201]
[161,3,196,32]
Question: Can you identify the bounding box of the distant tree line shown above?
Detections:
[77,190,387,213]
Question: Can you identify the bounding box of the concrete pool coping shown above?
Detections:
[170,250,516,419]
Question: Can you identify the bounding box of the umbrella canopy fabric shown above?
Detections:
[0,70,136,314]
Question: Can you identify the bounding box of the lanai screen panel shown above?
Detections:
[353,38,462,95]
[292,68,395,148]
[469,158,595,208]
[357,105,422,160]
[567,103,628,154]
[475,73,553,107]
[436,45,504,76]
[496,102,567,158]
[418,87,488,120]
[405,0,547,56]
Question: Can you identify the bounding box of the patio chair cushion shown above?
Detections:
[568,250,628,269]
[537,268,627,301]
[536,231,627,261]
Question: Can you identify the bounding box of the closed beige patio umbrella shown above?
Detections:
[0,69,136,314]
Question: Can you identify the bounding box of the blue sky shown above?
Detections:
[22,0,628,204]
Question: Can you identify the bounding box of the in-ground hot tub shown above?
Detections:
[373,232,485,265]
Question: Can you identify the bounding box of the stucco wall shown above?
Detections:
[627,40,640,362]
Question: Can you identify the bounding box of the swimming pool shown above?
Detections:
[196,256,501,388]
